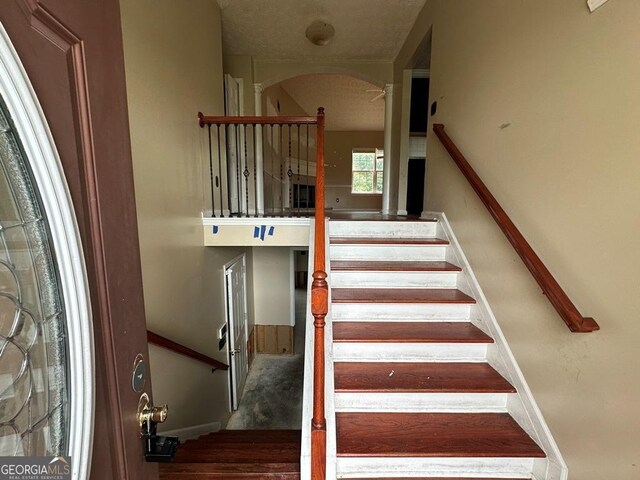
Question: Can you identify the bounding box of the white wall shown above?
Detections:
[394,1,640,478]
[121,0,253,433]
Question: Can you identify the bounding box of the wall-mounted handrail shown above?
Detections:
[433,124,599,333]
[310,108,327,480]
[147,330,229,371]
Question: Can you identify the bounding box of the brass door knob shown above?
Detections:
[149,404,168,424]
[137,393,168,431]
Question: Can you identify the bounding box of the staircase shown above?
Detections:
[322,214,563,479]
[159,429,301,479]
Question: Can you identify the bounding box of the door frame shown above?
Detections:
[223,253,249,411]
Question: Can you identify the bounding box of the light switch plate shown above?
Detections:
[217,323,227,340]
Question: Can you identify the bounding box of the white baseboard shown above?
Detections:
[159,421,221,440]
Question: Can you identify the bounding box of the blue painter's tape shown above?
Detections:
[212,225,219,234]
[260,225,266,241]
[268,226,275,236]
[253,226,260,238]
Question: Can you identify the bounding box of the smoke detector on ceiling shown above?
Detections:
[305,20,335,46]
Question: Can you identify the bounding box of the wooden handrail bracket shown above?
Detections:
[433,124,599,333]
[147,330,229,370]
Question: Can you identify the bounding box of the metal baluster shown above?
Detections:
[287,125,293,217]
[243,124,250,217]
[306,125,310,217]
[270,124,275,217]
[253,124,258,217]
[216,125,224,218]
[279,124,284,216]
[297,124,301,217]
[235,124,241,216]
[226,125,233,217]
[207,125,216,217]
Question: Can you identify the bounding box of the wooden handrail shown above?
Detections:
[147,330,229,371]
[310,107,327,480]
[433,124,599,333]
[198,112,319,126]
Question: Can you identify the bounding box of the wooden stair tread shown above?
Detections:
[330,236,449,245]
[171,429,300,465]
[193,429,300,443]
[336,412,545,458]
[332,288,475,304]
[333,322,493,344]
[160,462,299,474]
[333,322,492,343]
[334,362,515,393]
[331,260,461,272]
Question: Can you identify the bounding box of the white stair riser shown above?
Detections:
[335,392,510,413]
[336,457,535,479]
[329,220,437,238]
[331,303,472,321]
[330,244,447,261]
[332,342,488,362]
[331,271,458,288]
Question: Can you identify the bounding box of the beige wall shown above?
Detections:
[251,248,293,327]
[395,1,640,478]
[121,0,253,432]
[325,131,384,210]
[263,84,309,116]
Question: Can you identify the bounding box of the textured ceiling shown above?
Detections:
[280,74,384,131]
[217,0,427,61]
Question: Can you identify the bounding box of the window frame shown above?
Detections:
[351,148,384,195]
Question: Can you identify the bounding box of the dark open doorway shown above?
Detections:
[406,158,426,216]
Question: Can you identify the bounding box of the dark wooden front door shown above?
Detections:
[1,1,156,478]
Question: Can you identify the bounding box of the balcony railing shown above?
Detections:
[198,110,323,218]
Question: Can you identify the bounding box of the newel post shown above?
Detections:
[311,106,327,480]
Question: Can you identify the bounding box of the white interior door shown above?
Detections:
[225,255,248,411]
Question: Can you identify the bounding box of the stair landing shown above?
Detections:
[159,429,301,479]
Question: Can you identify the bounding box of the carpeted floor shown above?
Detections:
[226,288,307,430]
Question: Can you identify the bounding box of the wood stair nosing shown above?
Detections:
[330,260,462,272]
[330,236,449,245]
[335,412,546,459]
[331,288,476,304]
[334,362,516,394]
[333,322,493,344]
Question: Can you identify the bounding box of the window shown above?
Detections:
[351,148,384,194]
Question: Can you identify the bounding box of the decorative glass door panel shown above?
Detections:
[0,98,68,456]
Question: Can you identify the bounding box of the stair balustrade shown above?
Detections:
[198,110,323,218]
[433,123,599,333]
[199,108,328,479]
